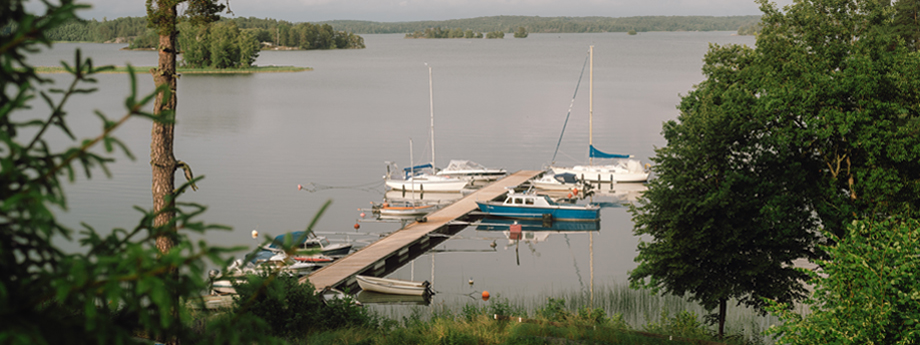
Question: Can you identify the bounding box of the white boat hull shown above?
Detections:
[356,275,431,296]
[385,175,469,192]
[551,164,649,183]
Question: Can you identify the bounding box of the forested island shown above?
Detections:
[27,15,762,46]
[325,15,761,35]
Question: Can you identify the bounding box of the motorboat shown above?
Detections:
[355,275,433,296]
[436,159,507,182]
[267,231,353,257]
[476,190,600,221]
[385,65,471,193]
[531,172,588,191]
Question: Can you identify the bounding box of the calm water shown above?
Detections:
[30,33,755,306]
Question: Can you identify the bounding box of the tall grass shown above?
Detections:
[367,282,800,344]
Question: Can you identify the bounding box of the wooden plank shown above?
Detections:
[302,170,541,291]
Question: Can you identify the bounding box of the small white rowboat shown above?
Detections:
[355,275,432,296]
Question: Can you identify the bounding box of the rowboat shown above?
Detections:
[375,201,440,219]
[355,275,432,296]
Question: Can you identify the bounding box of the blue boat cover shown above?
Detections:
[402,163,434,172]
[589,145,630,159]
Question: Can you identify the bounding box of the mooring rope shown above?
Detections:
[551,49,591,165]
[297,180,384,193]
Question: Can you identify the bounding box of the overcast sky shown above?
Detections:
[63,0,796,23]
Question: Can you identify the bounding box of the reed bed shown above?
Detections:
[367,282,801,345]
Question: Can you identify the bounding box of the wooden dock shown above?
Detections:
[302,170,542,292]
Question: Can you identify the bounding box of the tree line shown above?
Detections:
[21,15,364,52]
[322,15,761,34]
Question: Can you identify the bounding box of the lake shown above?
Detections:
[29,32,763,324]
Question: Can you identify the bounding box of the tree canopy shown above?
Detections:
[630,0,920,338]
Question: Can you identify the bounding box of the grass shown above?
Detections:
[365,282,792,344]
[33,65,311,74]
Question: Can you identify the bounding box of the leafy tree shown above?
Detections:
[630,43,814,338]
[767,218,920,344]
[513,26,528,38]
[753,0,920,238]
[632,0,920,338]
[893,0,920,51]
[486,30,504,38]
[208,21,240,68]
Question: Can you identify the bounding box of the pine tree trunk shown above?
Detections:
[150,4,179,343]
[152,2,178,254]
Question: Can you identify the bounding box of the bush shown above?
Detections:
[767,219,920,345]
[232,272,376,338]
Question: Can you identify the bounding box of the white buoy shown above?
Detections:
[251,230,258,239]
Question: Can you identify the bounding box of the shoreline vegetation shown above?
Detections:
[34,65,311,74]
[29,15,762,49]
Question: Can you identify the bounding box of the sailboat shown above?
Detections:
[550,46,650,183]
[384,64,469,193]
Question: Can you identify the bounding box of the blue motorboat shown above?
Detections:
[476,191,600,221]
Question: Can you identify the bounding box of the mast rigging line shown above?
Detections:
[551,49,591,165]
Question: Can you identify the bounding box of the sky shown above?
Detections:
[59,0,796,23]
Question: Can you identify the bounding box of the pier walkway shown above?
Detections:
[302,170,542,292]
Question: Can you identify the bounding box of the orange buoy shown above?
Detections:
[360,212,366,218]
[298,184,303,190]
[354,223,360,230]
[568,193,573,198]
[573,188,579,195]
[482,291,490,301]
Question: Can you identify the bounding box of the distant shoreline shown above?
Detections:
[34,65,312,74]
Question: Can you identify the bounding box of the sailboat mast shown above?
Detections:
[589,45,594,166]
[427,63,436,167]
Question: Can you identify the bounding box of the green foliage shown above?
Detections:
[176,21,260,69]
[642,309,711,340]
[630,41,813,335]
[735,22,761,36]
[633,0,920,339]
[513,26,528,38]
[232,273,376,338]
[405,27,481,39]
[485,30,505,39]
[0,1,278,344]
[893,0,920,51]
[627,29,637,35]
[323,15,762,34]
[43,16,150,42]
[753,0,920,237]
[767,219,920,345]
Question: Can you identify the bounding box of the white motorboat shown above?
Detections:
[385,166,469,192]
[267,231,353,257]
[531,172,588,191]
[355,275,432,296]
[436,159,507,182]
